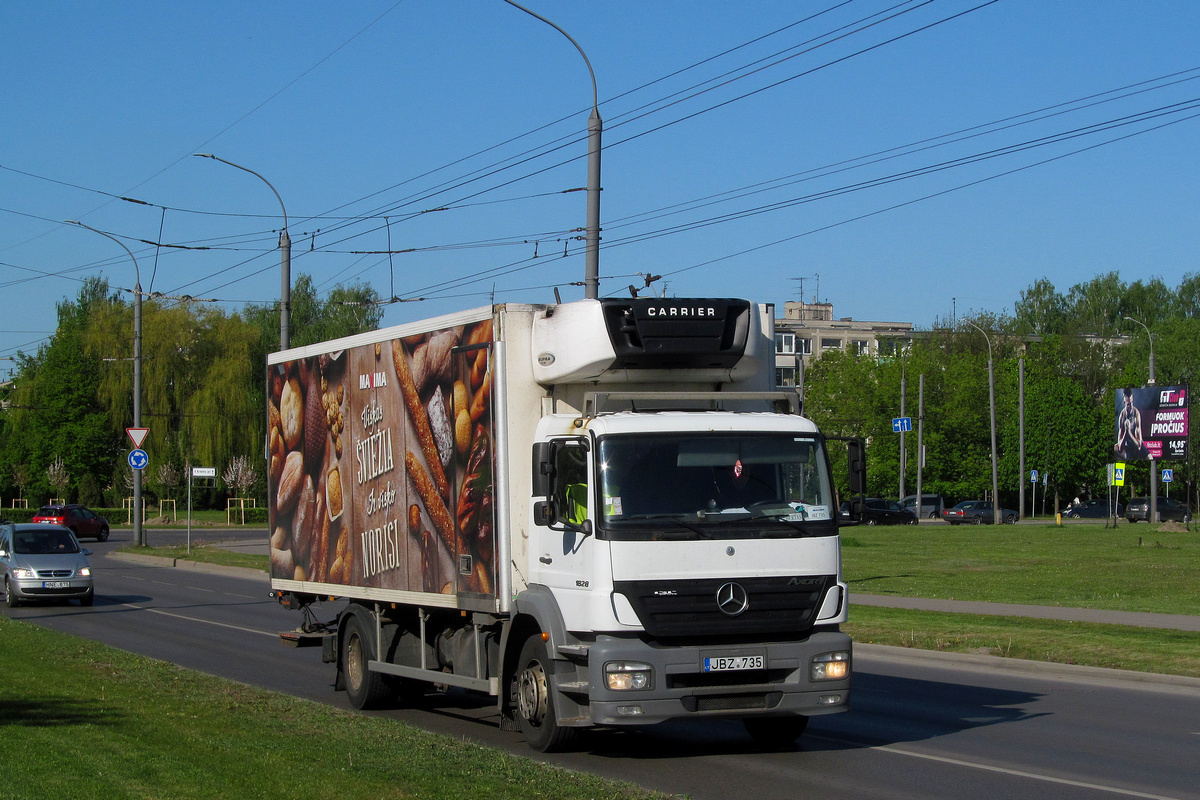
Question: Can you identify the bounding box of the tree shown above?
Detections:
[3,277,118,502]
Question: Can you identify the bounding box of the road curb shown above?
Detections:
[855,642,1200,692]
[108,551,267,581]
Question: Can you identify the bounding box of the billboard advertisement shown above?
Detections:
[267,317,496,600]
[1114,385,1188,461]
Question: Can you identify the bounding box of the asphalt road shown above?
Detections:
[6,529,1200,800]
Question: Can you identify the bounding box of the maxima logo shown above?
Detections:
[359,371,388,389]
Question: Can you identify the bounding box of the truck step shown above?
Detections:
[556,644,590,659]
[556,680,590,693]
[279,630,330,648]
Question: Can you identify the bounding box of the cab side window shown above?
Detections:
[553,441,589,526]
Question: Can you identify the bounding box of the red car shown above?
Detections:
[32,504,110,542]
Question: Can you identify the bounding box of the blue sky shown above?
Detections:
[2,0,1198,365]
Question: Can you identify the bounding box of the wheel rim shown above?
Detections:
[346,632,366,693]
[517,658,549,728]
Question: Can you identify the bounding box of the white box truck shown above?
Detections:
[267,297,859,751]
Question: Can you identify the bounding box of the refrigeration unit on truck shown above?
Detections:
[267,297,859,751]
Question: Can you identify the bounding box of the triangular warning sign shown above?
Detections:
[127,428,149,448]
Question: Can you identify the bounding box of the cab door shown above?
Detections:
[530,437,598,626]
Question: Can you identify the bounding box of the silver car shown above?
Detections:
[1,522,95,607]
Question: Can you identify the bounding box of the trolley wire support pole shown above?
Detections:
[502,0,601,299]
[67,220,145,547]
[194,154,291,350]
[966,320,1001,525]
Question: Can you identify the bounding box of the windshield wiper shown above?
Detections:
[616,514,713,539]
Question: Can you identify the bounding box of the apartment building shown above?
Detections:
[774,301,913,387]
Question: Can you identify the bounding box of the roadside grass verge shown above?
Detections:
[117,542,268,573]
[841,521,1200,615]
[845,605,1200,678]
[0,617,667,800]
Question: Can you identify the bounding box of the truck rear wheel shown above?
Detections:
[343,615,392,709]
[514,635,577,752]
[744,715,808,748]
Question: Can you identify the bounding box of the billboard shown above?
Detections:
[267,317,497,600]
[1114,385,1188,461]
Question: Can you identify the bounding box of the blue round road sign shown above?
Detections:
[128,449,149,470]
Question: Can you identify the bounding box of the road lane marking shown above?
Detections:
[118,601,278,638]
[812,734,1184,800]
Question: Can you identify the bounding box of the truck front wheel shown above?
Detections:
[514,636,577,752]
[343,615,392,709]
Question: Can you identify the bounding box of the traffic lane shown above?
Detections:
[4,549,307,694]
[8,553,1200,800]
[823,648,1200,800]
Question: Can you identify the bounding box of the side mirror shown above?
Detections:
[532,441,553,498]
[82,549,93,557]
[533,500,554,527]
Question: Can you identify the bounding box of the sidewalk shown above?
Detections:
[851,593,1200,632]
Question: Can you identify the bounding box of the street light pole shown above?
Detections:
[193,154,291,349]
[1124,315,1157,523]
[67,221,144,547]
[502,0,601,299]
[967,320,1001,524]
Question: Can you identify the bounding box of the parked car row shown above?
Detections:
[839,492,1191,527]
[839,498,918,526]
[1063,498,1124,519]
[1125,496,1192,524]
[942,500,1018,525]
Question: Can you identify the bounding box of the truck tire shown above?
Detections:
[343,615,392,710]
[744,715,809,748]
[514,635,578,752]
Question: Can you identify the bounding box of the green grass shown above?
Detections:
[0,617,668,800]
[117,542,268,573]
[840,521,1200,677]
[841,521,1200,615]
[845,605,1200,678]
[112,507,264,528]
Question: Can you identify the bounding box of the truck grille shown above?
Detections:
[612,575,835,639]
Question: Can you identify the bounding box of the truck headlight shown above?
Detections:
[811,651,850,681]
[605,661,652,691]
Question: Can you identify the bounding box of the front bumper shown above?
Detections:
[11,576,93,601]
[581,631,851,726]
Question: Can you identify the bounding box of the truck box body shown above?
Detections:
[267,298,852,751]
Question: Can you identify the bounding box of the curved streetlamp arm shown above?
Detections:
[501,0,598,110]
[1122,315,1155,386]
[193,153,288,229]
[65,220,141,287]
[500,0,602,299]
[194,153,292,349]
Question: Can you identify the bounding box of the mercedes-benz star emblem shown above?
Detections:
[716,582,749,616]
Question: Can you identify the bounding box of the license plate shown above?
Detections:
[43,581,69,589]
[703,654,765,672]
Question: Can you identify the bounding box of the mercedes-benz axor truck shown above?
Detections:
[266,297,859,751]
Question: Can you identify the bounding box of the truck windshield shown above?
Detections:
[597,433,837,540]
